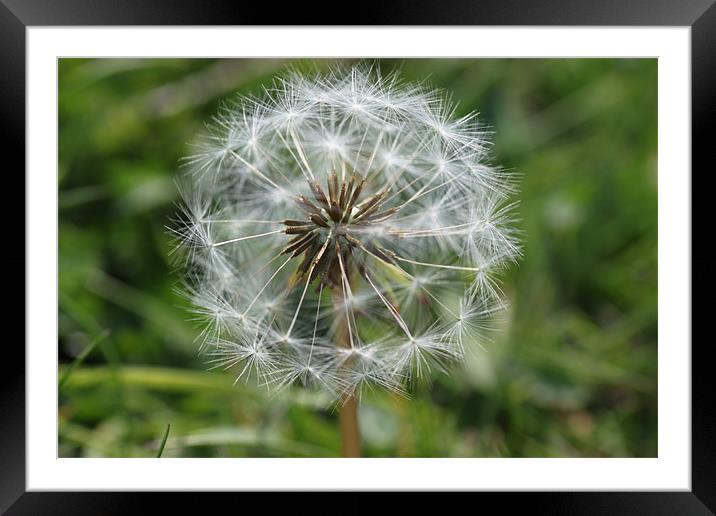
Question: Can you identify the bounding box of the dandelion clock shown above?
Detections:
[172,65,520,457]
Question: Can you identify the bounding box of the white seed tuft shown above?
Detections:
[173,65,519,403]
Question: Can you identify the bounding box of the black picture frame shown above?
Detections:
[5,0,710,513]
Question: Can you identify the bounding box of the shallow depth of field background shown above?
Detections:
[58,58,657,458]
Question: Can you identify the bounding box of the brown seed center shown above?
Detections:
[280,171,398,290]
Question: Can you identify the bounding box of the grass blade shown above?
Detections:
[156,424,171,458]
[59,329,111,390]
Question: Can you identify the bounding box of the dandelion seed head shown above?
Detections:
[173,64,519,402]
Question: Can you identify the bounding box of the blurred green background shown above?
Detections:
[58,58,657,458]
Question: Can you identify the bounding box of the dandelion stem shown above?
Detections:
[332,282,361,458]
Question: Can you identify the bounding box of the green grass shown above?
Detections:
[58,58,657,457]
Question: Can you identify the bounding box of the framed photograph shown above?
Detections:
[7,0,710,511]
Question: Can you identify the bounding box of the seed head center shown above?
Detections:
[280,170,398,289]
